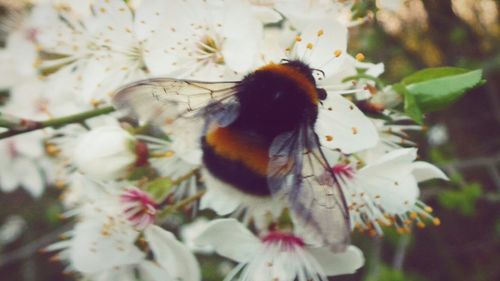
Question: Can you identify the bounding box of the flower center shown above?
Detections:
[331,164,355,180]
[120,188,158,229]
[261,232,305,248]
[197,35,225,64]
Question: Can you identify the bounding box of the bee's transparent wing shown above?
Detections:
[112,78,240,132]
[268,123,351,252]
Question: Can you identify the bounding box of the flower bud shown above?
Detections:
[73,126,139,180]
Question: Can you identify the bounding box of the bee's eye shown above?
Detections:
[317,88,327,100]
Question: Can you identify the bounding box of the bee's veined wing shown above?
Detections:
[112,78,240,130]
[268,124,351,252]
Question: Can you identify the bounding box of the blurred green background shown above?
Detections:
[0,0,499,280]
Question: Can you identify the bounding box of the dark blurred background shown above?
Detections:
[0,0,499,280]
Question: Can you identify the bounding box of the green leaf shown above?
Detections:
[437,183,482,216]
[402,67,483,112]
[393,83,423,124]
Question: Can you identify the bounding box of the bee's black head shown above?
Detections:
[280,59,316,84]
[280,59,327,101]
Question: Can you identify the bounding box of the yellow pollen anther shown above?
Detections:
[306,43,314,49]
[317,29,324,37]
[334,50,342,57]
[410,212,418,219]
[424,206,433,213]
[295,35,302,42]
[432,218,441,226]
[355,53,365,61]
[55,179,65,189]
[417,222,426,228]
[45,144,60,156]
[164,151,175,158]
[90,99,102,107]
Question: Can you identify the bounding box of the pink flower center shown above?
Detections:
[120,188,158,229]
[261,232,305,248]
[331,164,355,180]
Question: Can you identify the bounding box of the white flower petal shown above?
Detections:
[194,218,261,263]
[412,161,449,182]
[199,169,240,215]
[316,93,378,153]
[70,219,144,274]
[309,245,365,276]
[295,19,348,77]
[0,163,18,192]
[16,158,44,198]
[360,172,419,214]
[138,261,173,281]
[222,0,262,72]
[144,225,200,281]
[361,148,417,177]
[73,126,136,180]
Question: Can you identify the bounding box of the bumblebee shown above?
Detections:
[113,59,353,251]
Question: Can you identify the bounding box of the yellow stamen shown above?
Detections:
[355,53,365,61]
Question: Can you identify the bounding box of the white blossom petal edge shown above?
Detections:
[195,219,364,281]
[144,225,201,281]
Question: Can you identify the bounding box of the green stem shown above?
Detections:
[0,106,115,140]
[158,190,206,219]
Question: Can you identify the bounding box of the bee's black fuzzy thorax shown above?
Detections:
[233,60,319,140]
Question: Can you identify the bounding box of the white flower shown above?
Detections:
[46,180,200,280]
[195,219,364,281]
[332,148,448,235]
[35,0,148,104]
[0,131,50,197]
[141,0,263,80]
[73,126,139,180]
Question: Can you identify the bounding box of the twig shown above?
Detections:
[0,106,116,139]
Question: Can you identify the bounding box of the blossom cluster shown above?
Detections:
[0,0,447,280]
